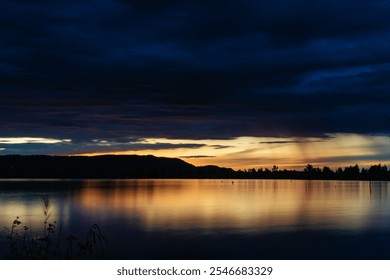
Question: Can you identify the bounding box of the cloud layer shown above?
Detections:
[1,0,390,152]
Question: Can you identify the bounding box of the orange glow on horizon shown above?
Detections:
[73,134,390,171]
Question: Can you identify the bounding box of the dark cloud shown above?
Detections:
[259,139,327,144]
[210,145,233,149]
[180,155,216,159]
[1,0,390,150]
[0,138,207,155]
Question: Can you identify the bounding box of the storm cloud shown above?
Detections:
[1,0,390,147]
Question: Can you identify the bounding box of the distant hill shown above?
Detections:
[0,155,389,180]
[0,155,236,179]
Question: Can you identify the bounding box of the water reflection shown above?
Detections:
[2,180,390,236]
[76,179,390,233]
[2,179,390,259]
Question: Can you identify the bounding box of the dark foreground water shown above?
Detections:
[1,179,390,259]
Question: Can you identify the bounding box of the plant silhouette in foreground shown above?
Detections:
[3,195,107,259]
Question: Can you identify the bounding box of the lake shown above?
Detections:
[1,179,390,259]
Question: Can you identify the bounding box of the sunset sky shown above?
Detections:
[1,0,390,170]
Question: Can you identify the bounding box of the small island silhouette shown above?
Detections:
[0,154,389,180]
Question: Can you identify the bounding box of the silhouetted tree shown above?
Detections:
[344,164,360,179]
[368,164,389,180]
[304,164,314,173]
[322,166,334,179]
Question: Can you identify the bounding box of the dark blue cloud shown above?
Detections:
[180,155,216,159]
[0,138,207,155]
[1,0,390,147]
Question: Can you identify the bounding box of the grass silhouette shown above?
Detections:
[3,195,107,260]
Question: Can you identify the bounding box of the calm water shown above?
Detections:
[1,179,390,259]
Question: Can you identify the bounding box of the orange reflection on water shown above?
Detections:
[0,198,62,232]
[78,179,382,233]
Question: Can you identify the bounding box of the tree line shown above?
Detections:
[238,163,390,180]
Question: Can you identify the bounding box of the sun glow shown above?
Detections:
[74,133,390,170]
